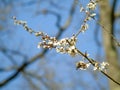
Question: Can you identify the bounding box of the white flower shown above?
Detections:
[90,13,96,17]
[76,61,91,70]
[67,46,77,56]
[59,38,68,46]
[68,36,77,46]
[87,2,96,10]
[56,47,66,54]
[93,62,109,71]
[80,6,84,12]
[81,23,88,32]
[99,62,109,70]
[93,67,97,71]
[37,45,40,48]
[37,43,41,48]
[93,62,99,71]
[86,63,91,67]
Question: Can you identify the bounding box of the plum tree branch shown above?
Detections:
[76,49,120,86]
[0,0,76,87]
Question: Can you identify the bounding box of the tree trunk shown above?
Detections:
[99,0,120,90]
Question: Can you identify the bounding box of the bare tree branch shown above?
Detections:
[0,0,76,87]
[0,47,28,65]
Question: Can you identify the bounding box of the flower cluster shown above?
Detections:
[76,59,109,71]
[13,16,35,34]
[13,16,109,70]
[37,33,57,49]
[55,36,78,56]
[76,61,90,70]
[76,0,97,34]
[96,62,109,71]
[93,61,109,71]
[13,16,78,56]
[87,0,97,10]
[38,35,78,56]
[12,0,120,85]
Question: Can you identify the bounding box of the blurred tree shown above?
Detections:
[99,0,120,90]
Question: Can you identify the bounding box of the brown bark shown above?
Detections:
[99,0,120,90]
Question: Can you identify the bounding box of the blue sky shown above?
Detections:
[0,0,112,90]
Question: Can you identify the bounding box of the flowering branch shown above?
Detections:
[11,0,120,87]
[75,0,120,47]
[0,1,77,87]
[12,16,120,86]
[76,49,120,86]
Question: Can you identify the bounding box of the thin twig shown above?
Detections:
[76,49,120,86]
[92,17,120,47]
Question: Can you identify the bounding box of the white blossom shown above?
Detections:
[90,13,96,17]
[55,36,77,56]
[93,67,98,71]
[80,6,84,12]
[81,23,88,33]
[87,1,97,10]
[93,62,109,71]
[76,61,91,70]
[99,62,109,70]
